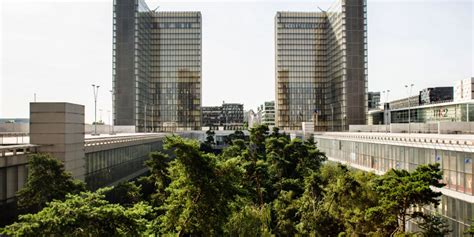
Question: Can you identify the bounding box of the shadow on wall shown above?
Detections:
[0,124,136,134]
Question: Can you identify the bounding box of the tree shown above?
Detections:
[464,218,474,237]
[16,153,86,213]
[367,163,445,234]
[200,129,216,153]
[2,189,153,236]
[224,130,246,145]
[157,135,242,236]
[416,213,451,237]
[104,181,141,207]
[296,171,345,235]
[143,151,171,206]
[249,124,269,158]
[224,204,272,236]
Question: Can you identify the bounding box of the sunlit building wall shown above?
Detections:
[275,0,367,131]
[113,0,201,132]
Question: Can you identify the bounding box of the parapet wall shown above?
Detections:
[350,122,474,134]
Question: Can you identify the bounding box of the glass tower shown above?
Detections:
[113,0,201,132]
[275,0,367,131]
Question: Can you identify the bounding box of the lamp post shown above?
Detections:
[109,90,115,135]
[92,84,100,136]
[405,84,414,133]
[107,110,111,134]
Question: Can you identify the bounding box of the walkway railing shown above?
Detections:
[0,144,39,157]
[85,134,166,147]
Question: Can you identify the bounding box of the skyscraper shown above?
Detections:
[113,0,201,132]
[275,0,367,131]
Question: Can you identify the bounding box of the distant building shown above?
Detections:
[390,100,474,123]
[202,106,222,130]
[454,77,474,102]
[258,101,275,127]
[0,118,29,124]
[113,0,202,132]
[368,92,381,110]
[389,96,420,110]
[222,103,244,130]
[202,102,244,130]
[245,109,260,129]
[275,0,367,131]
[420,87,453,105]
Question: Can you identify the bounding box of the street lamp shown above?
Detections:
[405,84,414,133]
[382,90,391,104]
[109,90,115,135]
[92,84,100,136]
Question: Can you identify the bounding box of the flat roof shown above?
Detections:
[313,132,474,152]
[390,99,474,112]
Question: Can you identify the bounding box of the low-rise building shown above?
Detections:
[313,132,474,236]
[245,109,260,129]
[258,101,275,127]
[368,92,381,110]
[455,77,474,102]
[222,103,244,130]
[202,102,244,130]
[202,106,222,130]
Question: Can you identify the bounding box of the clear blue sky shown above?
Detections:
[1,0,472,123]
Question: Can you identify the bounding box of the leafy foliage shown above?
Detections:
[2,189,153,236]
[156,136,242,235]
[103,181,141,207]
[16,153,86,213]
[416,213,451,236]
[367,163,444,234]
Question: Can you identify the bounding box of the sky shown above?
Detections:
[1,0,473,123]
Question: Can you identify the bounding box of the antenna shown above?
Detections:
[153,6,160,12]
[317,6,326,13]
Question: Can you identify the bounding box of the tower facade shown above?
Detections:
[275,0,367,131]
[113,0,201,132]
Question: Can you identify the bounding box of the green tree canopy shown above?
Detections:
[157,135,243,236]
[367,163,445,234]
[2,189,153,236]
[16,153,86,213]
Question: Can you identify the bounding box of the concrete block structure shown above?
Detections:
[30,102,86,181]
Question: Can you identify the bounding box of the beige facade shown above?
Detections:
[30,102,86,181]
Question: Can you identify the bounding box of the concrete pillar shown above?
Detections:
[30,102,85,181]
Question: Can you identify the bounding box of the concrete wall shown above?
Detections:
[438,122,474,134]
[389,123,438,133]
[30,102,86,181]
[350,122,474,134]
[0,123,29,133]
[84,125,135,134]
[0,124,136,134]
[349,124,390,133]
